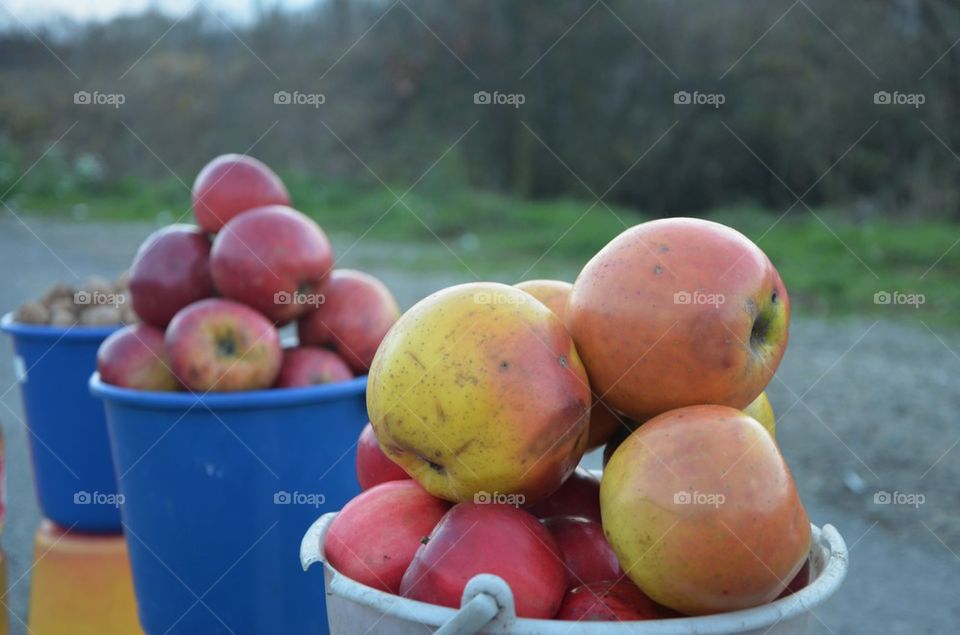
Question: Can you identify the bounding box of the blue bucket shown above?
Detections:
[90,373,368,635]
[1,313,122,532]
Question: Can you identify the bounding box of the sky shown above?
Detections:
[0,0,317,27]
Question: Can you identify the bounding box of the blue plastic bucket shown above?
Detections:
[90,373,368,635]
[1,313,122,532]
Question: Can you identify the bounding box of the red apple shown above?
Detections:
[165,298,282,392]
[541,516,621,587]
[298,269,399,374]
[400,502,567,619]
[555,579,674,621]
[274,347,352,388]
[356,423,410,490]
[527,468,601,523]
[210,206,333,324]
[97,324,179,391]
[128,224,214,328]
[324,480,449,594]
[192,154,290,234]
[567,217,790,421]
[777,558,811,599]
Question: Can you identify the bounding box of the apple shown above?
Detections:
[367,283,590,504]
[298,269,399,374]
[514,280,622,450]
[192,154,290,233]
[541,516,621,587]
[586,399,627,450]
[324,480,449,594]
[400,502,567,619]
[514,279,572,320]
[97,324,179,391]
[210,205,333,324]
[567,218,790,421]
[777,558,811,599]
[555,579,673,621]
[601,405,810,615]
[743,390,776,437]
[527,467,601,523]
[165,298,282,392]
[356,423,410,490]
[128,225,214,328]
[274,346,352,388]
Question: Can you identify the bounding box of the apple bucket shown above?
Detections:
[90,373,368,635]
[1,313,123,532]
[300,513,848,635]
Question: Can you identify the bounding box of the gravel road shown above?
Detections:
[0,213,957,634]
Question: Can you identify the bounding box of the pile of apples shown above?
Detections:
[96,154,399,393]
[325,218,811,622]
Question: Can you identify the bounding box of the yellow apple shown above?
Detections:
[367,282,591,504]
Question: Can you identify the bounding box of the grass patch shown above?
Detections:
[9,178,959,326]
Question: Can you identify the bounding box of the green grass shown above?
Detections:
[9,177,960,326]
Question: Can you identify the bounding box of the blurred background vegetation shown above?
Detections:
[1,0,958,322]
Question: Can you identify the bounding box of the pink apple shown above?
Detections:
[356,422,410,490]
[527,467,601,523]
[324,480,449,594]
[165,298,281,392]
[400,502,567,619]
[555,579,675,621]
[297,269,399,373]
[210,205,333,324]
[273,347,352,388]
[192,154,290,234]
[128,224,214,328]
[97,324,179,391]
[541,516,622,587]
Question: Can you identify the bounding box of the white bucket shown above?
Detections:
[300,513,847,635]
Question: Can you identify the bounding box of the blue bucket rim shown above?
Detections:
[1,311,121,340]
[89,371,368,411]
